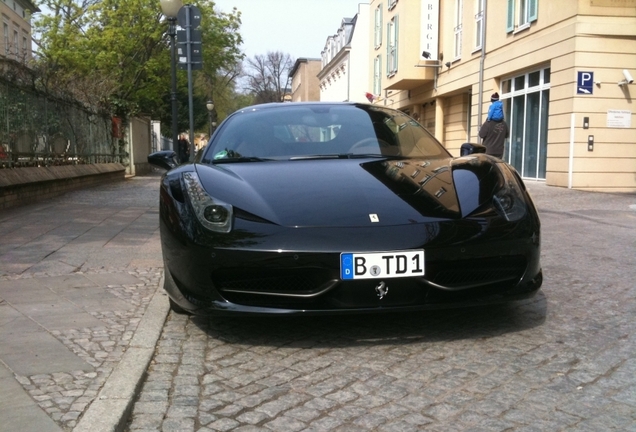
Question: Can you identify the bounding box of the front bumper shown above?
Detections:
[160,217,542,316]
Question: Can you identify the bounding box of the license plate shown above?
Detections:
[340,250,425,280]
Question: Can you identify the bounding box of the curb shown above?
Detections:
[74,273,169,432]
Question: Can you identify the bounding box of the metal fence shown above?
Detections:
[0,79,126,168]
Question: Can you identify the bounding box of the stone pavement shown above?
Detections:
[0,172,168,432]
[125,182,636,431]
[2,172,636,432]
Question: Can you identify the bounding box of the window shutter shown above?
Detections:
[374,56,382,94]
[380,7,383,45]
[386,22,391,76]
[529,0,538,23]
[379,57,382,93]
[394,16,399,73]
[375,6,383,48]
[506,0,515,33]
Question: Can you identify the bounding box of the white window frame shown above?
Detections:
[3,21,8,56]
[453,0,463,60]
[507,0,538,33]
[388,0,398,11]
[374,5,383,49]
[474,0,484,50]
[373,55,382,96]
[518,0,530,29]
[386,15,398,77]
[13,28,18,56]
[500,67,551,179]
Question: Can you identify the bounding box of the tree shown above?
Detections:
[32,0,244,132]
[243,51,294,104]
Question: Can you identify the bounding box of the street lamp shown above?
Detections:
[160,0,183,152]
[206,100,217,137]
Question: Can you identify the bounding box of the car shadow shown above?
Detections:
[189,291,547,348]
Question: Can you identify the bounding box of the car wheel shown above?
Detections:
[169,298,192,315]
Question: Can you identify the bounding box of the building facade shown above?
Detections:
[1,0,38,63]
[318,3,371,103]
[364,0,636,191]
[289,58,322,102]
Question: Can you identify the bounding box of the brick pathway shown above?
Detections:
[126,182,636,431]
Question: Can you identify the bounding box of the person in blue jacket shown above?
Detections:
[487,92,504,122]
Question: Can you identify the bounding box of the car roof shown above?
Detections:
[234,101,375,113]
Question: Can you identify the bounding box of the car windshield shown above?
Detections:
[202,104,450,163]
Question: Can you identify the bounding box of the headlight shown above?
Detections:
[493,168,527,222]
[182,171,233,233]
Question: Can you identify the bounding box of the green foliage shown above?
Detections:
[33,0,244,130]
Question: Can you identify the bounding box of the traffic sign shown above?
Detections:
[577,71,594,95]
[177,29,201,44]
[177,5,202,28]
[178,62,202,70]
[176,28,203,70]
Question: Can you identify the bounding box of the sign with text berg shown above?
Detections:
[420,0,440,60]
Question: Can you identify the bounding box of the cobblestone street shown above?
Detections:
[126,183,636,431]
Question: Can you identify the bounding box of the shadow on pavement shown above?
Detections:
[190,291,547,348]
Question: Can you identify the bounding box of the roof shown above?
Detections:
[288,57,321,78]
[17,0,41,13]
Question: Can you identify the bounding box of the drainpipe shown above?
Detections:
[347,52,351,102]
[477,0,488,141]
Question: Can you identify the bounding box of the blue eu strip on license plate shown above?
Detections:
[340,250,425,280]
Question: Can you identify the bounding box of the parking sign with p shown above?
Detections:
[577,71,594,95]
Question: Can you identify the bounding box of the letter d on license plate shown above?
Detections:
[340,250,425,280]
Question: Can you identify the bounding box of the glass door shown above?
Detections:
[501,68,550,179]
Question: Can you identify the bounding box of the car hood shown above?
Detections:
[195,156,500,228]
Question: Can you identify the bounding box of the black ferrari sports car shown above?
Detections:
[148,102,542,315]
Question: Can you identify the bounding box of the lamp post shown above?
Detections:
[159,0,183,152]
[206,100,216,138]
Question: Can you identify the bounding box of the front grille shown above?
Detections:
[212,267,335,296]
[208,256,530,310]
[426,255,526,289]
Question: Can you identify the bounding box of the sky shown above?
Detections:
[212,0,368,60]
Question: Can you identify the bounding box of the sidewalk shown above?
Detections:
[0,172,169,432]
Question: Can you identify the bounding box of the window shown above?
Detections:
[454,0,463,59]
[501,67,550,179]
[386,15,398,77]
[13,29,18,56]
[373,55,382,96]
[388,0,398,10]
[507,0,538,33]
[3,22,8,55]
[474,0,484,50]
[374,5,382,49]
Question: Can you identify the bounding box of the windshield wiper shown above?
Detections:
[289,153,390,161]
[213,156,272,163]
[346,153,398,159]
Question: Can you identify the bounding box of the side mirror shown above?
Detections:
[148,150,178,170]
[460,142,486,156]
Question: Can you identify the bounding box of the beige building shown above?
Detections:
[1,0,38,63]
[360,0,635,192]
[289,58,322,102]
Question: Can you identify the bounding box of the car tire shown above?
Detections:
[169,298,192,315]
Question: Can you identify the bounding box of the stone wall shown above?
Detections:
[0,164,126,210]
